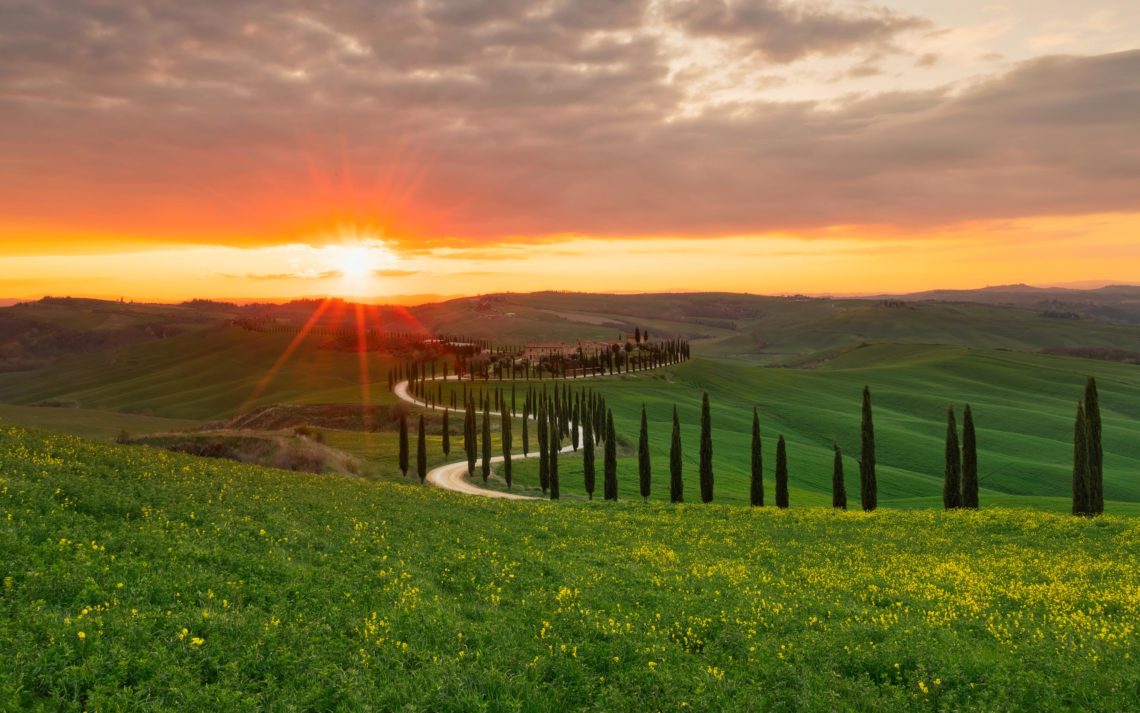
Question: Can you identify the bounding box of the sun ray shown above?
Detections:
[354,302,373,431]
[237,297,335,416]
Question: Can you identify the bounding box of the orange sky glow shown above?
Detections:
[2,1,1138,302]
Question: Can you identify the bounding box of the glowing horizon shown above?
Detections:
[2,1,1138,298]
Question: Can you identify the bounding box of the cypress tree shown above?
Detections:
[571,400,580,452]
[775,435,789,508]
[669,405,683,504]
[501,402,513,489]
[465,400,476,477]
[832,440,846,509]
[699,392,713,503]
[859,385,877,511]
[943,405,962,509]
[549,408,560,500]
[1084,377,1103,515]
[416,415,427,483]
[750,407,763,507]
[481,401,491,483]
[961,404,979,509]
[604,409,617,501]
[398,413,409,477]
[1073,403,1090,516]
[538,403,549,493]
[522,401,530,457]
[583,416,596,500]
[442,409,450,456]
[638,404,651,502]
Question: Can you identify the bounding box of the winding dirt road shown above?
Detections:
[394,377,571,499]
[393,357,681,499]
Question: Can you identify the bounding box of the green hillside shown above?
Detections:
[2,423,1138,711]
[1,292,1138,514]
[435,345,1140,509]
[2,316,1138,510]
[0,326,403,420]
[493,292,1140,362]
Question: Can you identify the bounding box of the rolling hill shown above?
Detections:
[0,290,1138,513]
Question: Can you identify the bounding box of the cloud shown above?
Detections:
[666,0,930,63]
[374,268,419,278]
[241,270,340,281]
[0,1,1137,251]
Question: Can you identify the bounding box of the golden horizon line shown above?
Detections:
[4,282,1138,308]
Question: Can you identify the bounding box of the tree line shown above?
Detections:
[390,337,691,401]
[394,369,1108,517]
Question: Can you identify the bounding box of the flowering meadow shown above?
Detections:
[2,422,1138,711]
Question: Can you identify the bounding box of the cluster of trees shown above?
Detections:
[942,405,979,509]
[391,337,691,400]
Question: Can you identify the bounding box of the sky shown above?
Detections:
[1,0,1138,301]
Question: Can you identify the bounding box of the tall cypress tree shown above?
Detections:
[1073,402,1090,516]
[538,403,549,494]
[961,404,979,509]
[416,415,427,483]
[832,440,846,509]
[501,402,513,489]
[549,408,560,500]
[522,401,530,457]
[943,405,962,509]
[583,416,596,500]
[859,385,877,511]
[571,400,580,452]
[669,405,683,504]
[481,401,491,483]
[442,409,450,456]
[1084,377,1103,515]
[398,413,409,477]
[465,400,476,477]
[775,435,789,508]
[638,404,651,502]
[699,392,713,503]
[750,407,763,507]
[604,409,617,501]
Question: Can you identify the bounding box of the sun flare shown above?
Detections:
[330,246,377,282]
[319,237,397,296]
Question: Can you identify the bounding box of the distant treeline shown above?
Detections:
[1043,347,1140,364]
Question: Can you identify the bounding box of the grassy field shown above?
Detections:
[0,326,405,420]
[2,423,1138,711]
[0,403,202,440]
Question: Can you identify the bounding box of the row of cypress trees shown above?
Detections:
[400,376,1107,517]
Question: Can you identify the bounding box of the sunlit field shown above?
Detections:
[2,423,1138,711]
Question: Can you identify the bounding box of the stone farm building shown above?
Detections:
[522,340,617,359]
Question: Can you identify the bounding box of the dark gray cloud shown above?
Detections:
[0,0,1137,249]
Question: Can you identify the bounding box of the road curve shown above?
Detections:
[393,357,681,499]
[395,376,579,500]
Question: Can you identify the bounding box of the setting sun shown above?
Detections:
[319,238,397,296]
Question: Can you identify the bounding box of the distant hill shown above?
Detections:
[0,297,234,372]
[6,288,1140,371]
[878,284,1140,324]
